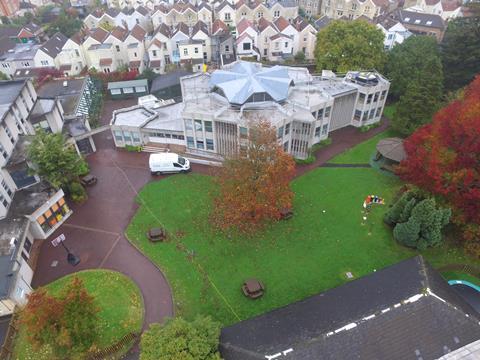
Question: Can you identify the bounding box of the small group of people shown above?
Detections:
[363,195,385,209]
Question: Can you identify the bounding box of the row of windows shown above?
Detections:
[114,130,141,143]
[314,124,329,137]
[185,119,213,133]
[354,107,383,122]
[187,136,214,151]
[37,198,70,234]
[311,106,331,121]
[149,132,185,140]
[358,90,387,105]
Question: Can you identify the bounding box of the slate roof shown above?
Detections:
[257,17,275,32]
[110,26,129,41]
[236,18,254,35]
[274,16,290,31]
[135,5,149,16]
[315,15,332,30]
[210,61,292,105]
[220,256,480,360]
[212,19,229,35]
[40,32,68,58]
[192,20,209,36]
[151,70,192,92]
[155,23,172,38]
[216,0,235,11]
[89,27,109,43]
[398,9,445,29]
[130,24,146,41]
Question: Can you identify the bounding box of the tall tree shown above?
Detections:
[397,75,480,253]
[315,20,386,73]
[27,130,89,189]
[385,35,443,100]
[212,119,295,233]
[441,16,480,92]
[140,316,221,360]
[22,277,99,358]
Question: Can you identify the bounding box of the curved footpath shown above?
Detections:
[31,101,390,358]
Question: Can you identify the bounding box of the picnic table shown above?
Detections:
[242,279,265,299]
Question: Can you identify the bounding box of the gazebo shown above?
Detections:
[375,137,406,171]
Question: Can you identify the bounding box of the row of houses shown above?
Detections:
[0,76,97,315]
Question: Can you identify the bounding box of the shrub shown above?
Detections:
[68,182,87,203]
[125,145,142,152]
[386,190,451,249]
[359,121,382,133]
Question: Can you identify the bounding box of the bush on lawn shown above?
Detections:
[68,181,87,203]
[385,190,451,250]
[140,316,221,360]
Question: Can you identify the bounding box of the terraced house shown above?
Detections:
[110,61,389,160]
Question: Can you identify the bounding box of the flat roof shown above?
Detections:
[112,106,156,127]
[29,99,55,123]
[107,79,148,90]
[143,102,184,132]
[0,80,26,122]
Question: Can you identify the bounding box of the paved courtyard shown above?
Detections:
[31,97,390,358]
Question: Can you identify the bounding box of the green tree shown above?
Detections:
[0,72,9,80]
[385,35,443,100]
[137,68,157,82]
[393,217,421,248]
[384,190,418,225]
[441,17,480,92]
[47,11,83,37]
[140,316,221,360]
[22,277,100,359]
[315,20,386,73]
[294,51,306,63]
[392,80,441,135]
[27,130,89,189]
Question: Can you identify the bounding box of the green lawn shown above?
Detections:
[126,134,475,325]
[13,270,144,360]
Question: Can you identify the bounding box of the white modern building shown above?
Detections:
[110,61,389,160]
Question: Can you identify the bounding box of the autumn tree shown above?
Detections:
[315,20,386,73]
[140,316,221,360]
[212,119,295,233]
[22,277,99,358]
[397,75,480,253]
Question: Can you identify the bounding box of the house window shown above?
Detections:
[136,19,140,24]
[243,43,251,50]
[0,143,7,159]
[367,94,373,104]
[123,87,134,94]
[0,193,8,208]
[196,139,204,149]
[165,55,171,64]
[185,119,193,131]
[3,125,14,144]
[274,10,280,17]
[187,136,194,148]
[284,42,288,48]
[284,123,290,135]
[116,45,120,52]
[354,109,362,121]
[225,13,231,20]
[277,126,284,138]
[317,108,324,119]
[376,107,382,117]
[110,88,121,95]
[369,109,375,119]
[204,121,213,132]
[40,60,49,66]
[321,123,328,135]
[264,49,267,56]
[135,86,146,93]
[380,90,387,101]
[134,52,137,57]
[23,237,32,254]
[194,120,203,131]
[374,92,379,102]
[225,45,230,52]
[183,48,188,55]
[315,126,321,137]
[257,12,263,18]
[75,49,80,57]
[123,131,132,141]
[324,106,331,117]
[152,50,157,57]
[206,138,214,150]
[358,93,365,104]
[114,130,123,141]
[1,179,12,197]
[241,11,247,16]
[283,141,289,151]
[239,126,248,138]
[194,47,199,54]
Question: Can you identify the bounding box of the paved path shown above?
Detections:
[321,163,371,168]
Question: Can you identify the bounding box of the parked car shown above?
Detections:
[80,174,97,186]
[149,153,190,175]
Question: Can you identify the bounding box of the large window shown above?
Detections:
[196,139,204,149]
[321,124,328,135]
[0,143,7,159]
[284,123,290,135]
[36,197,70,234]
[354,109,362,121]
[277,126,284,139]
[243,42,251,51]
[317,108,324,120]
[324,106,331,118]
[123,87,134,94]
[239,126,248,139]
[185,119,193,131]
[194,120,203,131]
[187,136,194,148]
[206,138,214,150]
[114,130,123,141]
[358,93,365,104]
[204,121,213,132]
[1,179,12,197]
[315,126,321,137]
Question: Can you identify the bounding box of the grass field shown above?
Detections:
[126,133,475,326]
[12,270,144,360]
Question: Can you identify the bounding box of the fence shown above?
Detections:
[87,332,140,360]
[0,311,20,360]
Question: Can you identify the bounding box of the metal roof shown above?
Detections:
[107,79,148,90]
[209,61,293,105]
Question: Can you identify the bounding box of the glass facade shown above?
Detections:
[36,197,70,234]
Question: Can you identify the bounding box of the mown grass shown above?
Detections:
[12,270,143,360]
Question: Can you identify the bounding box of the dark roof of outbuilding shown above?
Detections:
[40,32,69,58]
[398,9,445,29]
[220,256,480,360]
[151,70,191,92]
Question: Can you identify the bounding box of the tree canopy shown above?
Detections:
[22,277,99,358]
[385,36,443,135]
[315,20,386,73]
[397,75,480,253]
[212,119,296,233]
[140,316,221,360]
[27,130,88,189]
[441,16,480,92]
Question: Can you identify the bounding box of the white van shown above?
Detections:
[149,153,190,175]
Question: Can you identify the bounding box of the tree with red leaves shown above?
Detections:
[22,277,99,358]
[397,75,480,254]
[212,119,296,233]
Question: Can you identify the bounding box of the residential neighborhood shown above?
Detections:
[0,0,479,359]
